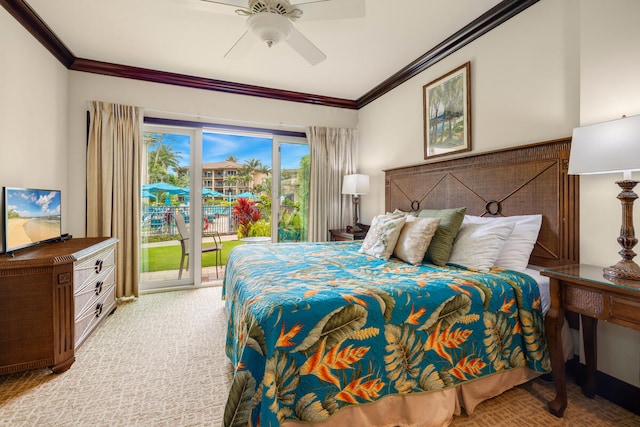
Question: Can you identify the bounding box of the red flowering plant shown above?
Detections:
[232,197,262,238]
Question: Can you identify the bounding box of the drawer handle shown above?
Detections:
[95,259,103,274]
[95,281,103,296]
[95,302,104,318]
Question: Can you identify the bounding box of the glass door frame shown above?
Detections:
[140,125,205,291]
[272,135,309,242]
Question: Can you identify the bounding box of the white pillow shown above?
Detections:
[448,222,515,272]
[463,214,542,272]
[393,216,441,265]
[358,214,406,260]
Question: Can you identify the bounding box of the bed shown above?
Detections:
[222,138,578,427]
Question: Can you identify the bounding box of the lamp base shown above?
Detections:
[603,259,640,281]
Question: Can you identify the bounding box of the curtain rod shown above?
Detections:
[143,108,307,132]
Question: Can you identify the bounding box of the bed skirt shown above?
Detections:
[282,367,541,427]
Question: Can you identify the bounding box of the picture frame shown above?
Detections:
[423,62,471,159]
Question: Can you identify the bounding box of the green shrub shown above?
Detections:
[248,219,271,237]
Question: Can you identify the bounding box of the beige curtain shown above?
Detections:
[307,126,358,242]
[87,101,143,298]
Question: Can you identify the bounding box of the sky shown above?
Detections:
[6,188,61,217]
[155,131,308,170]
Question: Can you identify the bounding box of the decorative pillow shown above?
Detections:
[358,214,406,260]
[392,209,419,217]
[393,216,441,265]
[417,207,466,266]
[463,214,543,272]
[448,222,515,272]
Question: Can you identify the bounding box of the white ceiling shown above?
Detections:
[24,0,502,100]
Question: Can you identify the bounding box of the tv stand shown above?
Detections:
[0,237,117,375]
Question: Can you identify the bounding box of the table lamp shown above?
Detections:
[342,174,369,233]
[569,114,640,281]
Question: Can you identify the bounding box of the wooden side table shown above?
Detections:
[540,264,640,417]
[329,229,367,242]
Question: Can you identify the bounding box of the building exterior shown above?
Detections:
[202,161,269,198]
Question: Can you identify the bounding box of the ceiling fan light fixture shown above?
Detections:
[247,12,293,47]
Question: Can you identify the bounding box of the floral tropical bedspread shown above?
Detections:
[222,241,550,427]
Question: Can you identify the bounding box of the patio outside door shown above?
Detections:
[140,126,196,291]
[275,138,309,242]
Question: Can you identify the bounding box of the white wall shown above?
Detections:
[578,0,640,388]
[0,8,69,236]
[67,71,358,237]
[358,0,639,388]
[358,0,580,220]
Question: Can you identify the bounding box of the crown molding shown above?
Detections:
[0,0,74,67]
[355,0,539,108]
[2,0,538,110]
[69,58,358,109]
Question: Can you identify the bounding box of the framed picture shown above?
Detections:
[423,62,471,159]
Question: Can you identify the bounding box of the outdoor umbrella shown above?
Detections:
[142,183,187,205]
[142,182,186,194]
[182,186,224,197]
[202,188,224,197]
[141,190,157,199]
[235,191,260,199]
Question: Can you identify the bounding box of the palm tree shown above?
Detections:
[257,164,272,174]
[238,164,254,189]
[145,133,183,184]
[225,155,239,162]
[241,158,268,191]
[244,158,262,171]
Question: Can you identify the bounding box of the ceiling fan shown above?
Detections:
[198,0,364,65]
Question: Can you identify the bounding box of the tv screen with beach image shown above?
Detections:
[4,188,61,252]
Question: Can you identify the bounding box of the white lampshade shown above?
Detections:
[569,114,640,176]
[342,174,369,195]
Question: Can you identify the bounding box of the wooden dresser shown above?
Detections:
[0,237,117,375]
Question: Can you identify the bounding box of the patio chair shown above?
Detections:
[174,212,223,279]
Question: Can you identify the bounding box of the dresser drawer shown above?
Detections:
[75,266,115,320]
[73,241,117,348]
[74,245,116,294]
[75,282,116,347]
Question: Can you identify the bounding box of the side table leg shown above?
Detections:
[581,315,598,398]
[544,278,567,417]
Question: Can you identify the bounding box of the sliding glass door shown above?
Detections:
[140,121,309,289]
[140,126,196,291]
[275,138,309,242]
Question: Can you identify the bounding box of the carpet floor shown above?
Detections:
[0,287,638,427]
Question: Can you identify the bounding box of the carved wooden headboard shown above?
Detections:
[384,138,579,268]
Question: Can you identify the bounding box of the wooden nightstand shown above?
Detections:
[329,228,367,241]
[540,264,640,417]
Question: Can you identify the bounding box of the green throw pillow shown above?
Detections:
[418,207,466,266]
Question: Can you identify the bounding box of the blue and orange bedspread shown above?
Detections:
[222,241,550,426]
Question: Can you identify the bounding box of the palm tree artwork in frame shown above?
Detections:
[423,62,472,159]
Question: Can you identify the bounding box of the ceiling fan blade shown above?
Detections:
[224,31,256,59]
[289,0,330,5]
[296,0,365,21]
[286,26,326,65]
[198,0,248,7]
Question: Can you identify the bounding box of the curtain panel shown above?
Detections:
[87,101,143,298]
[306,126,358,242]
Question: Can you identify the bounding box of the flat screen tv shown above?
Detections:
[3,187,62,254]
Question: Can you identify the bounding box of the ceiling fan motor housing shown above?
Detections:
[247,12,293,47]
[249,0,291,16]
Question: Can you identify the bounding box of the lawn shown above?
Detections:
[141,239,245,272]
